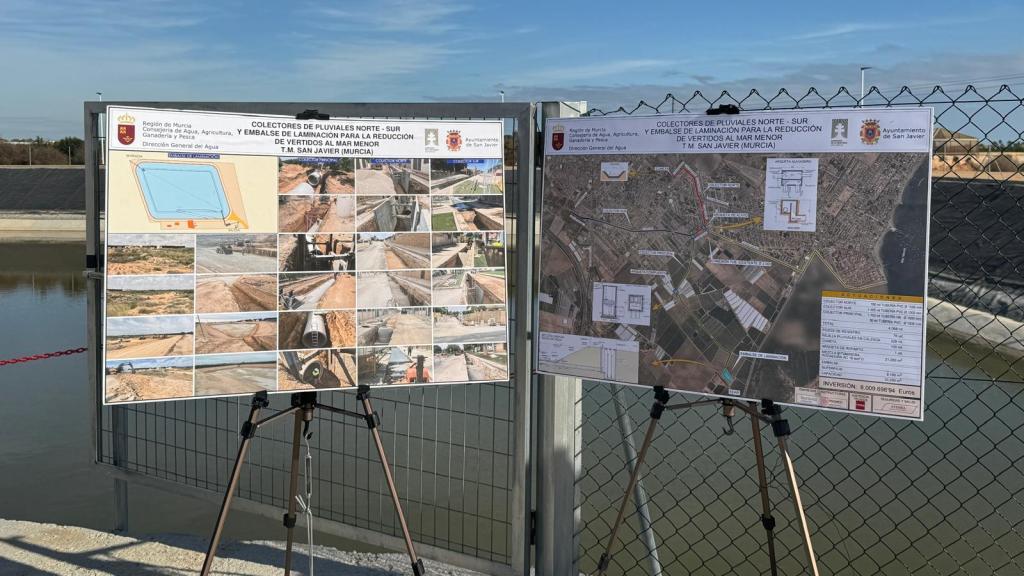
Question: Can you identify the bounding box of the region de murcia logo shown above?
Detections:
[445,130,462,152]
[551,124,565,150]
[117,113,136,146]
[860,119,882,145]
[830,118,849,146]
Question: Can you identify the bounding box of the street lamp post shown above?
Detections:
[859,67,872,106]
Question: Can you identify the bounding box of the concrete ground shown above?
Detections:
[0,519,483,575]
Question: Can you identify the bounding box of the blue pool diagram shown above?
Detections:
[131,160,249,230]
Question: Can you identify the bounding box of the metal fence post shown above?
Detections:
[535,101,586,576]
[536,375,582,575]
[611,385,662,576]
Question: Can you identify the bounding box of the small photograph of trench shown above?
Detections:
[278,157,354,194]
[278,272,355,310]
[430,195,504,232]
[278,195,355,233]
[431,231,505,269]
[431,269,506,306]
[356,195,430,232]
[194,311,277,355]
[356,270,431,308]
[355,232,430,271]
[357,346,433,386]
[355,158,429,195]
[433,342,508,383]
[278,233,355,272]
[278,348,356,390]
[357,308,432,347]
[278,310,356,350]
[195,273,277,313]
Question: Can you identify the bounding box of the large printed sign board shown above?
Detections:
[103,106,509,404]
[537,108,933,420]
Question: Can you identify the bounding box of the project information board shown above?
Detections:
[103,106,509,404]
[537,108,932,419]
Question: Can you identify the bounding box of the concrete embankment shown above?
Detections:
[0,210,100,242]
[0,165,99,242]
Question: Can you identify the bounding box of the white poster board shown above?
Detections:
[537,108,932,420]
[103,106,509,404]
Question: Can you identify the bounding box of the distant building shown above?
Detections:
[933,127,979,157]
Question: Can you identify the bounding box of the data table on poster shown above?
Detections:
[101,106,510,405]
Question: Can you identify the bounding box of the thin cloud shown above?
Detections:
[313,0,472,34]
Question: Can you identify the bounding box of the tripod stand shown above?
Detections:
[200,386,426,576]
[596,387,818,576]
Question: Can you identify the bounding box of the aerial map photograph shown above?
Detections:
[538,148,930,405]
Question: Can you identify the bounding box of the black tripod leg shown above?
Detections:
[283,409,304,576]
[358,387,425,576]
[748,403,778,576]
[597,387,669,576]
[201,392,270,576]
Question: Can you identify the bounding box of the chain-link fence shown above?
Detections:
[575,86,1024,575]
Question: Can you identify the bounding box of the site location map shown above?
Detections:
[537,109,933,419]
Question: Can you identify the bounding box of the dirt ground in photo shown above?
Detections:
[106,290,193,317]
[107,246,194,275]
[106,333,193,359]
[105,368,193,402]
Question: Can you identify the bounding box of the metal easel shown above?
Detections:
[199,387,426,576]
[596,386,819,576]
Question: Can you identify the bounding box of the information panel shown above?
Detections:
[537,108,932,419]
[103,106,508,404]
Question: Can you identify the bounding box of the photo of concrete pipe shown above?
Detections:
[278,272,356,310]
[278,157,354,194]
[278,309,356,350]
[278,348,357,390]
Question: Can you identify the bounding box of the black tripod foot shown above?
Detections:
[412,558,426,575]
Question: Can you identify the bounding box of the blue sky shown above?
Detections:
[1,0,1022,138]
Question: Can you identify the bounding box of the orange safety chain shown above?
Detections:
[0,347,87,366]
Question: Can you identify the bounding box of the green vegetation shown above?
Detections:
[106,290,193,316]
[108,246,193,265]
[0,137,84,164]
[432,212,458,231]
[454,180,479,194]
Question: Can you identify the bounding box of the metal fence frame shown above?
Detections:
[82,87,1024,576]
[565,86,1024,576]
[84,101,536,576]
